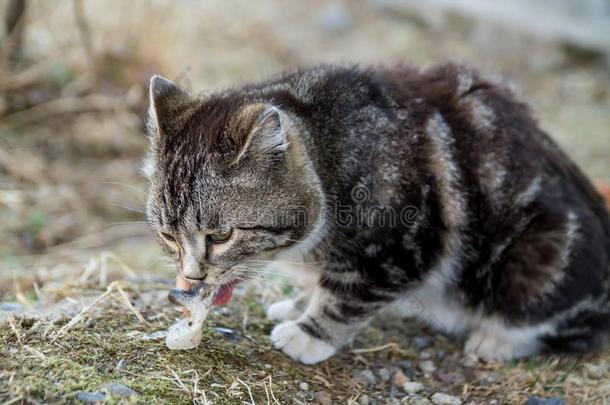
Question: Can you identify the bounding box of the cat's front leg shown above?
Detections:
[266,259,319,321]
[266,290,310,321]
[270,280,387,364]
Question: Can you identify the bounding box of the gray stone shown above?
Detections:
[403,381,424,393]
[460,353,480,368]
[75,391,105,402]
[419,351,432,360]
[431,392,462,405]
[354,369,377,386]
[140,330,167,341]
[359,394,371,405]
[478,371,502,385]
[585,364,606,379]
[316,391,332,405]
[299,382,309,391]
[378,367,391,381]
[419,360,437,374]
[213,326,240,342]
[397,360,417,379]
[402,395,432,405]
[525,397,564,405]
[101,382,137,397]
[412,336,431,350]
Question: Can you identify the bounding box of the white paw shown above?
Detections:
[266,299,301,321]
[270,320,337,364]
[464,330,538,362]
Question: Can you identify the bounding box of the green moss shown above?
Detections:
[0,306,331,404]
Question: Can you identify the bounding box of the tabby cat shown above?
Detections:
[144,64,610,364]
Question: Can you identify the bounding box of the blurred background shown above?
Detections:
[1,0,610,322]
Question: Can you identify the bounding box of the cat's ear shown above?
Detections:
[231,105,290,165]
[147,75,190,137]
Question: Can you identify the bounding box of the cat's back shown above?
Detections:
[384,63,609,225]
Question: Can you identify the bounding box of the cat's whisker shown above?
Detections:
[108,221,148,226]
[106,201,147,215]
[248,259,327,267]
[100,181,147,195]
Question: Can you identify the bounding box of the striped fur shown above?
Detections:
[144,64,610,364]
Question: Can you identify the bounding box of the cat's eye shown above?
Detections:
[160,232,176,243]
[208,229,233,243]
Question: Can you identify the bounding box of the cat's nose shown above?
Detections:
[182,256,206,280]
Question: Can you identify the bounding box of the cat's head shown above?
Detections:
[143,75,323,289]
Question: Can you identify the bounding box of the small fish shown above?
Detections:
[165,284,220,350]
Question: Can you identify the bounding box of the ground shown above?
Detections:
[1,1,609,404]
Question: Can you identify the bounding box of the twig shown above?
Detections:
[2,55,78,91]
[52,281,117,339]
[23,345,45,360]
[79,258,98,284]
[263,377,270,405]
[236,377,255,405]
[7,316,23,345]
[1,0,27,70]
[351,342,402,354]
[2,395,24,405]
[267,375,281,405]
[1,93,128,127]
[72,0,97,88]
[101,251,137,279]
[114,282,149,325]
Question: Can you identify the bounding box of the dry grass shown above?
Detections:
[2,275,610,403]
[1,0,609,403]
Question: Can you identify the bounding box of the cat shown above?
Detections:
[143,63,610,364]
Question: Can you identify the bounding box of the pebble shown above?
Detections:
[354,369,377,386]
[419,351,432,360]
[431,392,462,405]
[585,364,606,379]
[299,382,309,391]
[378,367,391,381]
[403,381,424,393]
[460,353,480,368]
[358,394,371,405]
[316,391,332,405]
[393,369,408,387]
[213,326,240,342]
[402,396,432,405]
[100,382,137,397]
[525,397,564,405]
[412,336,432,350]
[478,371,502,385]
[397,360,417,379]
[419,360,437,374]
[75,391,105,402]
[140,330,167,341]
[435,370,462,384]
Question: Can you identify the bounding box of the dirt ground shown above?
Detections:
[1,1,609,404]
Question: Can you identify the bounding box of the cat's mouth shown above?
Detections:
[212,281,237,306]
[176,277,239,306]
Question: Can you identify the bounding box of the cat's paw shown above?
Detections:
[270,320,337,364]
[464,329,538,362]
[266,299,301,321]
